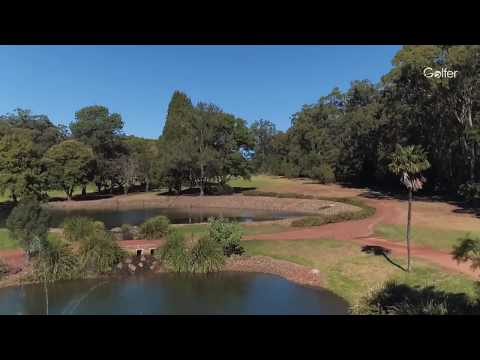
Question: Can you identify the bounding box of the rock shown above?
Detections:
[110,227,124,241]
[141,256,146,262]
[117,263,123,269]
[125,258,132,264]
[128,264,136,272]
[310,269,320,275]
[138,262,144,268]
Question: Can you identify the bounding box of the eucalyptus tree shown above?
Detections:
[43,140,95,200]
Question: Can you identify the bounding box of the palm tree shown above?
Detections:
[388,145,431,272]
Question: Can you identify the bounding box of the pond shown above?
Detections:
[43,207,306,228]
[0,272,349,315]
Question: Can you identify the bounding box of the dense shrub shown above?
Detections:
[350,281,480,315]
[159,230,226,273]
[189,236,225,273]
[63,217,103,242]
[139,215,170,239]
[310,164,336,184]
[79,231,126,274]
[207,183,235,195]
[158,231,191,272]
[452,235,480,272]
[34,237,81,282]
[6,197,50,259]
[208,217,244,256]
[458,182,480,205]
[120,224,134,240]
[0,259,9,279]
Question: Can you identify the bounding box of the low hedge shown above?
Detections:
[242,190,376,227]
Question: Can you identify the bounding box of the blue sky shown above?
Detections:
[0,45,401,139]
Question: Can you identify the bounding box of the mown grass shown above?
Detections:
[0,228,60,250]
[241,238,479,304]
[375,224,480,252]
[0,183,98,203]
[171,223,290,239]
[228,175,292,191]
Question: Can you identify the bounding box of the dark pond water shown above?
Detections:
[44,207,305,228]
[0,272,348,315]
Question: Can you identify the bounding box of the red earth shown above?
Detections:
[243,197,478,278]
[0,197,477,278]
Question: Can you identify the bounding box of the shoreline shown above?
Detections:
[0,255,328,295]
[45,193,361,216]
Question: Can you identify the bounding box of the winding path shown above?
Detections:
[1,196,478,279]
[243,197,479,278]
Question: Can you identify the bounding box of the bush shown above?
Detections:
[0,260,9,279]
[458,182,480,205]
[34,237,81,282]
[63,217,104,242]
[139,215,170,239]
[350,281,480,315]
[310,164,336,184]
[207,183,235,195]
[158,231,190,272]
[6,197,50,259]
[452,235,480,272]
[79,231,126,274]
[159,230,226,273]
[208,217,244,256]
[120,224,134,240]
[189,236,225,273]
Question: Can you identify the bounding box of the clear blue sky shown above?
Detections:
[0,45,401,139]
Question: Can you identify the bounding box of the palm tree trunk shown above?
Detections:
[406,189,412,272]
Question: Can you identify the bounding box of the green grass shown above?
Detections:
[0,229,19,250]
[374,224,480,252]
[0,228,61,250]
[228,175,290,191]
[241,238,479,304]
[0,183,98,203]
[171,223,290,239]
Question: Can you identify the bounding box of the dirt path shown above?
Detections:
[243,197,479,278]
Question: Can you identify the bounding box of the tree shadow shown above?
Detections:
[361,245,408,272]
[355,280,480,315]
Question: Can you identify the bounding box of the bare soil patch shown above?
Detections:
[224,255,324,289]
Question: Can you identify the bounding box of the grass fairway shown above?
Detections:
[375,224,480,252]
[241,238,479,304]
[0,228,61,250]
[172,223,290,239]
[0,183,98,203]
[229,175,292,191]
[0,229,19,250]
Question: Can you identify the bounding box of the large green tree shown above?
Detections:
[43,140,95,200]
[70,105,127,193]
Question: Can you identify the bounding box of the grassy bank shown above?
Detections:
[241,190,375,227]
[0,229,60,250]
[374,224,480,252]
[172,223,290,239]
[241,238,479,304]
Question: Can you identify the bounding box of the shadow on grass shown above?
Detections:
[353,280,480,314]
[361,245,407,272]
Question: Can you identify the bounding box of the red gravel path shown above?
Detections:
[243,198,479,278]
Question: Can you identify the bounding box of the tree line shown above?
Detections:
[251,45,480,202]
[1,45,479,202]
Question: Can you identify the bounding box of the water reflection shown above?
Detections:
[0,273,348,315]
